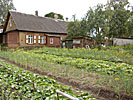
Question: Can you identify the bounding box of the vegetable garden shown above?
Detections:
[0,60,96,100]
[33,46,133,64]
[0,45,133,99]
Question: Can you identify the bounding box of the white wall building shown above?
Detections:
[113,38,133,45]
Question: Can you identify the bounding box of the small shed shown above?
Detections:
[72,36,92,48]
[62,36,93,49]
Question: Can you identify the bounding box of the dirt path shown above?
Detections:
[0,58,133,100]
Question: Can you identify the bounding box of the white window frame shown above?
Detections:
[50,38,53,44]
[34,36,36,43]
[28,35,33,44]
[26,35,28,43]
[38,36,40,43]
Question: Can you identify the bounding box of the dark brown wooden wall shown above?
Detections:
[47,36,60,47]
[7,31,19,47]
[0,35,3,43]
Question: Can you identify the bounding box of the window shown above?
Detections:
[40,36,45,44]
[9,20,12,27]
[26,35,33,44]
[0,29,3,33]
[73,40,80,44]
[50,38,53,44]
[26,34,36,44]
[28,35,33,44]
[38,36,46,44]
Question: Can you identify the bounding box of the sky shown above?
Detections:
[13,0,133,20]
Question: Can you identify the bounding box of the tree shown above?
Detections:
[85,4,106,43]
[67,5,106,42]
[44,12,64,20]
[66,15,88,39]
[126,16,133,37]
[0,0,16,25]
[105,0,132,38]
[67,0,132,41]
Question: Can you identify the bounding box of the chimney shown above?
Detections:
[66,17,68,21]
[54,13,58,20]
[35,10,38,16]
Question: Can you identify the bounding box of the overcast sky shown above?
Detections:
[13,0,133,20]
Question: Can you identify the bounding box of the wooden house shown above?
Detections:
[1,11,67,47]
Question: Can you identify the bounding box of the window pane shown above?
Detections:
[28,38,30,43]
[50,38,53,44]
[10,20,12,27]
[31,38,33,43]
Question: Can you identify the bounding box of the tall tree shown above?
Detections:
[66,15,88,39]
[105,0,132,38]
[44,12,64,20]
[85,4,106,43]
[0,0,16,25]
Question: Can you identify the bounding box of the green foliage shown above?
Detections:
[44,12,64,20]
[0,61,96,100]
[33,45,133,65]
[0,0,16,25]
[34,50,133,76]
[66,15,88,39]
[105,0,132,38]
[0,47,132,95]
[67,0,132,41]
[126,16,133,37]
[86,4,106,43]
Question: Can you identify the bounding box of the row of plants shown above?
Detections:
[0,60,96,100]
[0,49,132,75]
[107,45,133,55]
[0,49,132,95]
[42,53,133,76]
[32,46,133,65]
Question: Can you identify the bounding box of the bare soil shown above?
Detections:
[0,57,133,100]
